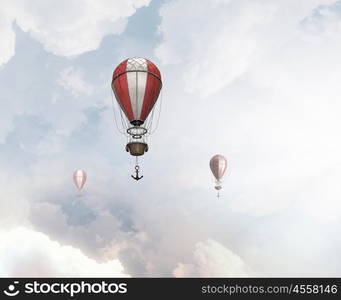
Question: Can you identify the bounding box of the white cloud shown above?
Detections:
[155,0,341,217]
[156,0,336,96]
[302,1,341,39]
[173,239,253,277]
[0,173,30,229]
[0,0,151,65]
[0,0,151,143]
[0,227,129,277]
[58,67,94,98]
[0,14,15,65]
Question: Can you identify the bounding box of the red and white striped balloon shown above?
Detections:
[111,57,162,125]
[73,169,87,190]
[210,155,227,189]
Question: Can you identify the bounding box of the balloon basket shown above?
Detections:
[126,142,148,156]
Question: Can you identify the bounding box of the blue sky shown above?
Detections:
[1,0,341,277]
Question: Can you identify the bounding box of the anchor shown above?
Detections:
[131,165,143,181]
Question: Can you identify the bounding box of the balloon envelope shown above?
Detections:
[112,57,162,125]
[73,169,87,190]
[210,154,227,182]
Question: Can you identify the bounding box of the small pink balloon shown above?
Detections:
[73,169,87,190]
[210,154,227,182]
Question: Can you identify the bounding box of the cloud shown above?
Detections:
[302,1,341,38]
[0,13,16,65]
[0,173,31,229]
[0,0,151,65]
[155,0,341,217]
[58,67,95,98]
[0,227,129,277]
[173,239,253,277]
[156,0,336,96]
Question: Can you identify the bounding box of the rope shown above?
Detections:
[146,100,156,131]
[119,106,129,131]
[149,88,163,134]
[111,91,126,134]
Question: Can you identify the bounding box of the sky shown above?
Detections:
[1,0,341,277]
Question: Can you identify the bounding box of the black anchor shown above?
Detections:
[131,165,143,181]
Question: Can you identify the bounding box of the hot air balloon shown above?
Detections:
[209,154,227,196]
[111,57,162,180]
[73,169,87,190]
